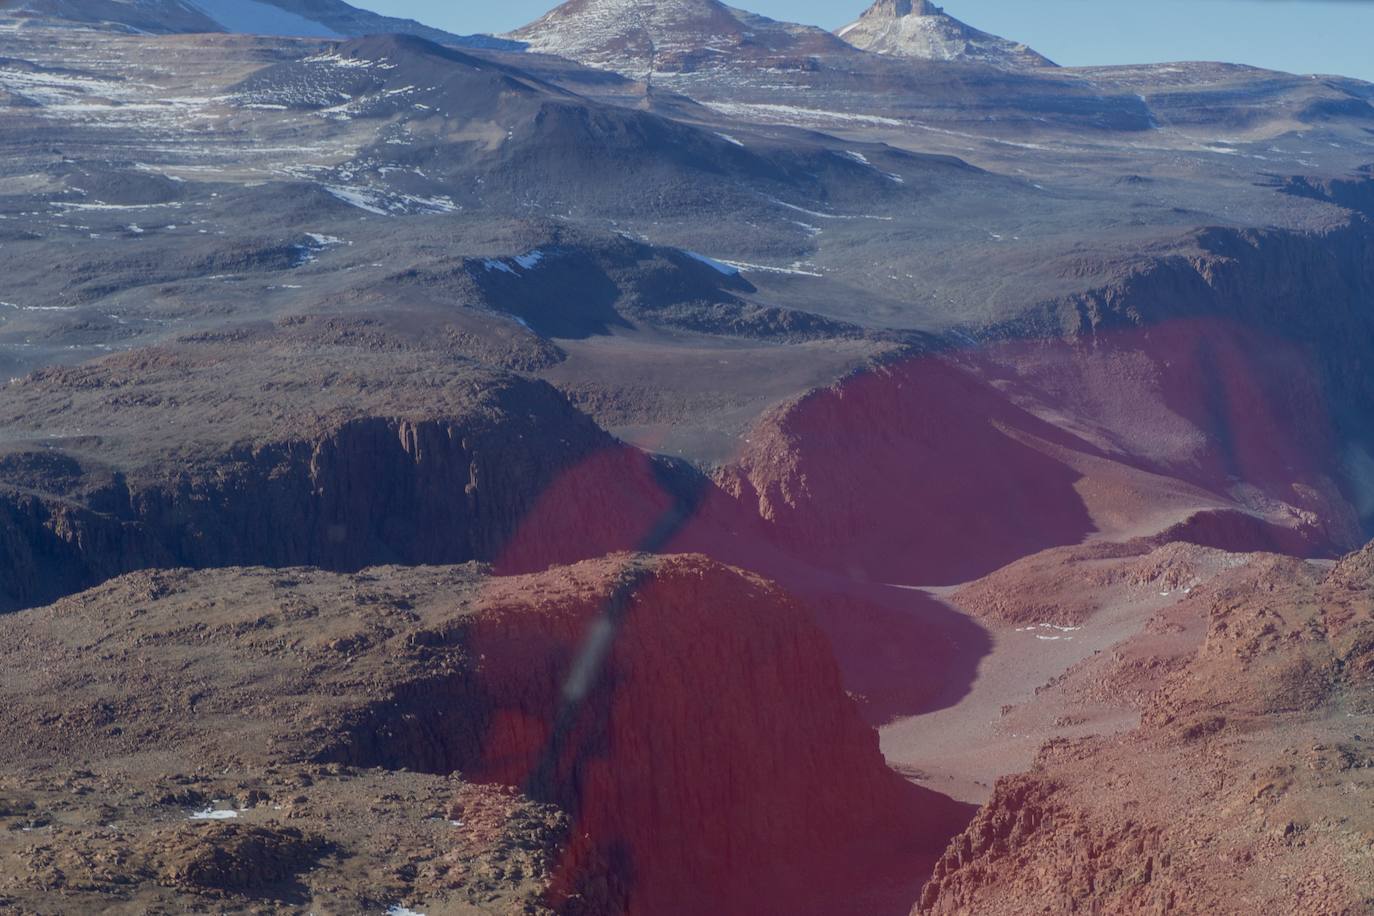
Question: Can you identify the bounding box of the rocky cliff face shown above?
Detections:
[0,338,683,612]
[0,415,690,612]
[326,555,971,915]
[917,543,1374,915]
[720,219,1374,589]
[0,556,972,915]
[1275,168,1374,218]
[998,220,1374,524]
[718,354,1099,586]
[5,220,1369,620]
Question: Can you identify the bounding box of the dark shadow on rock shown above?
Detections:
[722,353,1101,586]
[320,557,976,916]
[805,581,993,726]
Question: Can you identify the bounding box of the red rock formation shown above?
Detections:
[720,353,1100,586]
[325,555,972,915]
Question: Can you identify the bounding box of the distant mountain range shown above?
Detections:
[7,0,1056,71]
[506,0,1054,74]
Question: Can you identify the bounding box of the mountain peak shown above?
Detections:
[837,0,1055,69]
[507,0,854,79]
[867,0,944,15]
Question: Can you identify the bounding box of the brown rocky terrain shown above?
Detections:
[1,1,1372,912]
[0,327,687,612]
[917,542,1374,915]
[0,553,971,915]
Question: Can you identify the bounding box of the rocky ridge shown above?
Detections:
[507,0,856,79]
[0,2,1372,914]
[0,330,687,612]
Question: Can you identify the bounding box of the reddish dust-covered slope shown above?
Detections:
[918,543,1374,915]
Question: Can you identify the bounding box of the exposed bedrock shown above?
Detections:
[0,556,974,913]
[717,354,1099,587]
[915,543,1374,915]
[313,555,973,915]
[1276,167,1374,218]
[0,377,683,613]
[717,342,1345,591]
[1,221,1371,769]
[4,218,1370,611]
[1005,221,1374,473]
[722,222,1374,587]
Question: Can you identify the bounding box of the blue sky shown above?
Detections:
[353,0,1374,82]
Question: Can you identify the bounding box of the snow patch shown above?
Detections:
[325,186,387,215]
[189,808,239,821]
[305,53,398,71]
[513,250,545,270]
[764,196,893,223]
[323,186,456,217]
[720,259,823,278]
[51,202,180,212]
[2,301,79,312]
[684,251,740,276]
[482,250,547,275]
[1016,623,1082,642]
[401,194,459,213]
[705,100,904,128]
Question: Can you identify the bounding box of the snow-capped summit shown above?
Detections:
[836,0,1055,69]
[506,0,854,79]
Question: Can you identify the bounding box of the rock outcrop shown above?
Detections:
[0,555,972,915]
[918,543,1374,914]
[992,221,1374,531]
[836,1,1055,69]
[507,0,855,79]
[719,353,1098,586]
[717,218,1374,589]
[0,334,683,612]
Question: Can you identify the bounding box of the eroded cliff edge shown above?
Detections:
[0,554,971,915]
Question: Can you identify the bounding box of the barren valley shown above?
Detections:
[0,0,1371,913]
